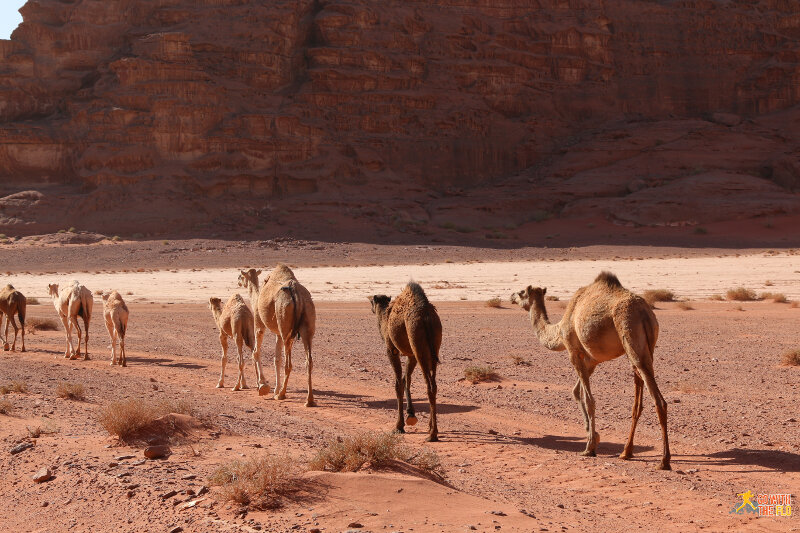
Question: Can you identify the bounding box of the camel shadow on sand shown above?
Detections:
[363,398,479,415]
[676,448,800,473]
[124,356,205,369]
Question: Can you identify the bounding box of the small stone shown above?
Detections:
[42,501,49,507]
[556,503,565,509]
[347,523,364,529]
[489,510,507,516]
[197,486,209,496]
[167,527,183,533]
[144,445,171,459]
[115,455,135,460]
[161,490,178,500]
[488,429,498,435]
[309,529,321,533]
[10,442,34,455]
[32,467,52,483]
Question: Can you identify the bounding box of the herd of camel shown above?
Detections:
[0,265,671,471]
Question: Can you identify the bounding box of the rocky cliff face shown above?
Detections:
[0,0,798,238]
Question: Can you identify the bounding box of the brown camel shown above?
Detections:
[511,272,670,470]
[102,291,129,367]
[48,281,93,360]
[238,264,316,405]
[369,282,442,442]
[0,284,26,352]
[209,294,257,391]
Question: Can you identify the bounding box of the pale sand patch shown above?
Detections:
[7,254,798,304]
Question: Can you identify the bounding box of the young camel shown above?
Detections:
[209,294,257,391]
[369,282,442,442]
[102,291,129,367]
[238,264,316,406]
[48,281,93,360]
[0,284,26,352]
[511,272,670,470]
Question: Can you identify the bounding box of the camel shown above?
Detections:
[238,264,316,406]
[102,291,129,367]
[48,281,93,360]
[369,282,442,442]
[0,284,26,352]
[511,271,670,470]
[209,294,257,391]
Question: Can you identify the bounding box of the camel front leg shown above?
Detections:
[571,352,598,457]
[404,357,417,425]
[572,379,589,432]
[3,314,10,351]
[233,334,248,391]
[251,322,269,395]
[387,347,405,433]
[277,337,294,400]
[217,333,228,389]
[620,371,644,460]
[0,313,6,350]
[301,331,315,407]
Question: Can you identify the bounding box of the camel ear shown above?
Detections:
[543,287,547,295]
[255,269,262,276]
[525,285,534,295]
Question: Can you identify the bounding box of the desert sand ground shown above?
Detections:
[1,241,798,533]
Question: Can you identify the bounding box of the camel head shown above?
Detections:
[368,295,391,314]
[101,292,109,301]
[238,268,262,288]
[47,283,59,297]
[208,297,223,311]
[511,286,546,311]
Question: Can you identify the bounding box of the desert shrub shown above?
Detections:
[791,301,799,309]
[68,227,76,233]
[676,301,694,311]
[643,289,674,306]
[485,297,502,308]
[98,399,193,441]
[709,294,724,301]
[545,295,559,301]
[26,297,40,305]
[210,454,295,509]
[0,399,12,414]
[56,383,85,401]
[27,418,59,438]
[509,354,529,366]
[25,317,59,333]
[760,292,788,303]
[94,289,103,296]
[726,287,757,301]
[464,366,499,384]
[782,349,800,366]
[308,432,443,477]
[693,227,708,235]
[0,381,28,394]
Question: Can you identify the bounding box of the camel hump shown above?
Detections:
[405,282,429,305]
[595,271,622,288]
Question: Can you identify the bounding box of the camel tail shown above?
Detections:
[18,297,26,328]
[424,305,440,366]
[117,317,126,339]
[243,316,255,350]
[281,282,303,340]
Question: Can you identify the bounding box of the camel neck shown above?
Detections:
[529,301,564,351]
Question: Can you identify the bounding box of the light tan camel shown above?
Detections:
[238,264,317,405]
[102,291,129,367]
[511,271,670,470]
[0,284,26,352]
[48,281,93,360]
[209,294,257,391]
[370,282,442,442]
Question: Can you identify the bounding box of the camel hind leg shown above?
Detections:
[217,333,228,388]
[105,316,116,365]
[118,325,126,367]
[69,316,82,360]
[404,357,417,425]
[387,346,405,433]
[251,320,269,395]
[299,323,315,407]
[417,357,438,442]
[233,332,248,391]
[82,316,90,360]
[277,336,294,401]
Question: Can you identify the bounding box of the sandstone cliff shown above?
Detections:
[0,0,798,240]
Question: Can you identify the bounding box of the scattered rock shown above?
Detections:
[347,523,364,529]
[489,510,507,516]
[10,442,34,455]
[115,455,135,460]
[161,490,178,500]
[167,527,183,533]
[711,112,742,127]
[144,445,171,459]
[32,467,52,483]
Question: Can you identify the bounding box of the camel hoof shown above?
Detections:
[216,383,224,388]
[619,452,633,460]
[274,393,286,400]
[2,343,9,351]
[121,362,126,367]
[232,386,240,392]
[257,384,270,396]
[658,461,671,471]
[406,415,418,426]
[580,450,597,457]
[304,400,317,407]
[426,434,439,442]
[394,427,406,434]
[84,356,90,361]
[21,348,25,353]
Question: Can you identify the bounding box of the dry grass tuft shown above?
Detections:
[26,297,40,305]
[791,301,799,309]
[782,349,800,366]
[726,287,757,301]
[0,399,12,414]
[0,381,28,394]
[210,454,296,509]
[25,317,59,333]
[760,292,788,303]
[545,295,559,301]
[27,418,60,438]
[98,399,193,441]
[643,289,674,306]
[709,294,724,301]
[464,366,499,384]
[509,354,530,366]
[485,297,502,308]
[676,301,694,311]
[308,432,443,478]
[56,383,85,401]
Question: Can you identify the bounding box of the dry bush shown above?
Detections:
[643,289,674,306]
[210,454,296,509]
[709,294,724,301]
[0,399,12,414]
[464,366,499,384]
[25,317,59,333]
[0,381,28,394]
[308,432,443,478]
[545,295,559,301]
[485,297,502,308]
[733,305,744,311]
[26,297,40,305]
[764,280,774,286]
[98,398,193,441]
[509,354,530,366]
[760,292,788,303]
[56,383,86,401]
[791,301,799,309]
[94,289,103,296]
[726,287,757,301]
[676,301,694,311]
[27,418,59,438]
[782,349,800,366]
